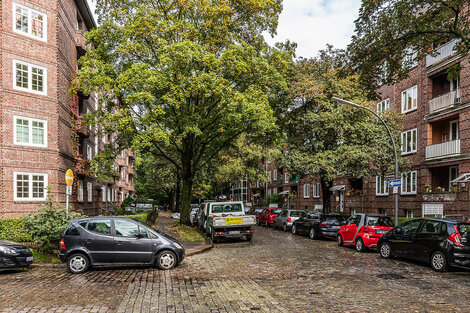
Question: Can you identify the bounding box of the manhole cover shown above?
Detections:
[377,273,406,280]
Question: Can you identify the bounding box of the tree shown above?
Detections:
[281,47,404,212]
[75,0,292,224]
[348,0,470,97]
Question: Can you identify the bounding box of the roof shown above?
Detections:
[75,0,97,29]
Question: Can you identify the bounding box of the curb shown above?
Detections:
[31,263,64,268]
[185,244,214,257]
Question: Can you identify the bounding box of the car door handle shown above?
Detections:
[116,240,124,245]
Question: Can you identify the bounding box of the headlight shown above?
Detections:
[0,247,17,255]
[174,242,183,250]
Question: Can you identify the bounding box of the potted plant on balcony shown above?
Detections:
[436,186,444,192]
[451,182,459,193]
[424,185,431,193]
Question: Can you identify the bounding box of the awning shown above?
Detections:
[329,185,345,192]
[451,173,470,183]
[252,193,260,197]
[278,190,290,195]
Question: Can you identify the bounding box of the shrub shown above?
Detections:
[0,218,32,242]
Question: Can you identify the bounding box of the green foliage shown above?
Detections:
[348,0,470,97]
[126,212,149,224]
[174,224,205,242]
[24,194,84,253]
[0,218,32,242]
[120,196,136,209]
[265,194,283,206]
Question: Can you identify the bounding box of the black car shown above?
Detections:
[0,239,33,270]
[59,216,185,274]
[292,212,346,239]
[378,218,470,272]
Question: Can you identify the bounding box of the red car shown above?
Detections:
[337,213,394,252]
[257,208,282,227]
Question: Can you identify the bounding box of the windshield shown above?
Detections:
[321,215,345,223]
[211,203,243,213]
[367,216,394,227]
[255,208,264,213]
[272,209,283,214]
[289,211,304,217]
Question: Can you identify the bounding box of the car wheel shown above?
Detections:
[337,234,343,246]
[246,235,252,242]
[265,220,268,227]
[379,242,392,259]
[156,250,177,270]
[310,227,317,240]
[355,237,367,252]
[292,225,297,235]
[211,229,218,243]
[67,253,90,274]
[430,251,448,272]
[283,224,287,232]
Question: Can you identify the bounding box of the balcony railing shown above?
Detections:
[426,39,459,68]
[428,90,458,114]
[425,139,460,160]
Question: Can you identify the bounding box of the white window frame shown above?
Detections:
[107,187,111,202]
[376,176,389,196]
[87,144,93,161]
[303,184,310,198]
[12,3,47,42]
[102,186,106,203]
[401,171,417,195]
[284,172,289,184]
[77,180,84,202]
[406,209,414,218]
[13,172,48,201]
[13,115,47,148]
[313,183,320,198]
[273,188,277,195]
[273,169,277,181]
[401,128,417,155]
[13,60,47,95]
[401,85,418,113]
[87,182,92,203]
[377,98,390,114]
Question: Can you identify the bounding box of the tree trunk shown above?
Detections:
[320,174,333,213]
[180,143,194,225]
[175,173,181,213]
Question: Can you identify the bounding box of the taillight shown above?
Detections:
[287,217,291,222]
[59,238,66,250]
[449,225,463,246]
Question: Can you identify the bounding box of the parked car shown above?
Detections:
[190,207,199,225]
[274,209,306,231]
[59,216,185,274]
[337,214,394,252]
[257,208,283,227]
[378,218,470,272]
[292,213,346,239]
[0,239,33,270]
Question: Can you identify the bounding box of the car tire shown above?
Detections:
[430,251,448,272]
[265,220,268,227]
[355,237,367,252]
[337,234,343,246]
[156,250,177,270]
[67,253,90,274]
[246,235,252,242]
[211,229,218,243]
[379,242,392,259]
[310,227,317,240]
[283,224,287,232]
[292,225,297,235]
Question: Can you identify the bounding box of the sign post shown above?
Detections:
[65,169,74,219]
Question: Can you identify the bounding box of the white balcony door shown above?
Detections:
[450,120,459,140]
[449,166,458,190]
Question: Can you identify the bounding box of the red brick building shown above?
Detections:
[250,41,470,219]
[0,0,135,218]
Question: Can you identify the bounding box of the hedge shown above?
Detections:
[0,218,32,242]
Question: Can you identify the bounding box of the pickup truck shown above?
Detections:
[203,201,256,242]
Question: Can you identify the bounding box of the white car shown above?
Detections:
[190,207,199,225]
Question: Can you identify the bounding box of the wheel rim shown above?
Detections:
[292,226,296,234]
[356,239,362,251]
[283,224,287,231]
[432,253,445,270]
[70,255,86,272]
[160,252,175,269]
[337,236,342,244]
[381,244,390,257]
[310,228,314,239]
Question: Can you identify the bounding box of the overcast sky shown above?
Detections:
[88,0,362,59]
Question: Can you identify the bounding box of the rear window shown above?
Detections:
[64,224,80,236]
[272,209,282,214]
[289,211,304,217]
[87,219,112,235]
[367,216,394,227]
[211,203,242,213]
[321,215,345,223]
[458,223,470,243]
[255,209,264,213]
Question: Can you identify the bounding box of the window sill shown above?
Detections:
[375,194,389,197]
[401,108,417,114]
[401,151,417,156]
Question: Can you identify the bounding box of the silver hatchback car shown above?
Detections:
[274,209,306,231]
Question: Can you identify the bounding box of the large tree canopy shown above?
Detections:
[348,0,470,97]
[75,0,292,223]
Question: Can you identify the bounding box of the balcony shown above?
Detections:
[425,140,460,160]
[426,39,460,69]
[74,157,90,176]
[428,90,458,114]
[75,30,87,56]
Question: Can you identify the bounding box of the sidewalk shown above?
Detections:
[154,211,213,256]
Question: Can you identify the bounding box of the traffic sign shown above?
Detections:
[392,187,399,194]
[389,179,401,187]
[65,169,74,186]
[66,185,72,195]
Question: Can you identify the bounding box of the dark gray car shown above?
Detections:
[59,216,185,274]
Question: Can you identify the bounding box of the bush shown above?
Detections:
[0,218,32,242]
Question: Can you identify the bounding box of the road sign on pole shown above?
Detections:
[65,169,73,218]
[389,179,401,188]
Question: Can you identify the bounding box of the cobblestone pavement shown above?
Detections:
[2,226,470,312]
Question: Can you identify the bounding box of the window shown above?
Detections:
[377,98,390,114]
[403,47,418,69]
[303,184,310,198]
[13,60,47,95]
[267,171,271,182]
[13,3,47,41]
[379,208,387,215]
[398,220,421,236]
[102,186,106,202]
[284,172,289,183]
[115,220,141,237]
[406,209,414,218]
[351,208,356,215]
[78,180,84,202]
[14,172,47,201]
[14,116,47,147]
[87,182,92,203]
[107,187,111,202]
[87,144,93,160]
[401,128,417,154]
[273,188,277,194]
[87,219,111,235]
[401,171,417,194]
[450,120,459,141]
[273,169,277,181]
[376,176,389,196]
[401,85,418,113]
[313,183,320,198]
[267,189,272,196]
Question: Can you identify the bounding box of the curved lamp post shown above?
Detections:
[331,97,399,226]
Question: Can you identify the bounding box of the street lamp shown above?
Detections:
[331,97,399,226]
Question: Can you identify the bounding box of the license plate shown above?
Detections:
[225,217,243,225]
[229,231,240,234]
[376,230,387,234]
[332,226,340,230]
[26,256,34,262]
